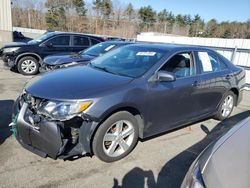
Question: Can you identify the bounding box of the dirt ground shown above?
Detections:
[0,62,250,188]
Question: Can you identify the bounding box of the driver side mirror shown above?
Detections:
[156,71,176,82]
[45,42,53,48]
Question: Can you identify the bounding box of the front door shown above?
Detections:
[145,51,201,137]
[40,35,71,58]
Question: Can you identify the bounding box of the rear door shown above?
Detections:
[194,50,232,115]
[72,35,90,52]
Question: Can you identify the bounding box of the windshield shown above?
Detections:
[89,46,166,78]
[27,32,55,44]
[82,43,117,57]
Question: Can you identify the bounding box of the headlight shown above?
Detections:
[37,100,92,120]
[3,47,20,53]
[182,163,205,188]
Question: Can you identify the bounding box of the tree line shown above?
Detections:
[11,0,250,39]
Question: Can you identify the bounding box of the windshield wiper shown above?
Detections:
[89,63,133,78]
[84,53,98,57]
[89,63,112,73]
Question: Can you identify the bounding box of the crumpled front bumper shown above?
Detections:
[1,52,16,68]
[39,63,56,73]
[12,98,98,159]
[14,102,63,159]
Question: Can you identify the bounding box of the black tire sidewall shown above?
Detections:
[215,91,235,120]
[92,111,139,162]
[17,56,39,75]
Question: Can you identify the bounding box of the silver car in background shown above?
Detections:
[181,116,250,188]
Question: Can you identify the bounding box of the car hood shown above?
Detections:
[25,65,133,100]
[2,42,30,48]
[43,54,95,65]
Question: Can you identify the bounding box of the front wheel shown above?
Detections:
[92,111,139,162]
[214,91,235,120]
[17,56,39,75]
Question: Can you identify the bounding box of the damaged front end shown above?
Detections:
[11,92,99,160]
[39,63,57,73]
[39,62,81,73]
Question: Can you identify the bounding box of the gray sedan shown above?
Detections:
[11,44,246,162]
[181,116,250,188]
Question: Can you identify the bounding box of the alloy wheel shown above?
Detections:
[221,95,234,117]
[21,60,37,74]
[103,120,135,157]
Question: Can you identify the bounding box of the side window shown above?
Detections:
[47,36,70,46]
[198,51,226,73]
[219,58,228,70]
[73,36,90,46]
[90,38,101,45]
[160,52,195,78]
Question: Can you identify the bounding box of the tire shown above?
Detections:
[17,56,39,75]
[92,111,139,162]
[214,91,236,121]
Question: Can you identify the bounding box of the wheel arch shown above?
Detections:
[93,106,145,139]
[15,53,42,65]
[230,87,239,105]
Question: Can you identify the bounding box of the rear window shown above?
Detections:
[73,36,90,46]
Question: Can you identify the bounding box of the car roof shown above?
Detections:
[126,42,213,52]
[48,32,104,39]
[46,32,214,51]
[99,41,134,45]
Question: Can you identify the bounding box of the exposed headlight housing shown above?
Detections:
[60,62,79,68]
[182,163,205,188]
[3,47,20,53]
[37,100,92,120]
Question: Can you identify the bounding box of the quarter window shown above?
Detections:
[47,36,70,46]
[219,60,228,70]
[160,52,195,78]
[73,36,90,46]
[91,38,101,45]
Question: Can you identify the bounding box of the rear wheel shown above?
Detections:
[214,91,235,120]
[17,56,39,75]
[92,111,139,162]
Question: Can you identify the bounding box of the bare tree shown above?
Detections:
[11,0,250,39]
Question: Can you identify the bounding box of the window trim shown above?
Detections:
[156,50,198,80]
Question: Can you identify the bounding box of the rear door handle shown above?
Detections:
[226,74,232,80]
[192,81,200,87]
